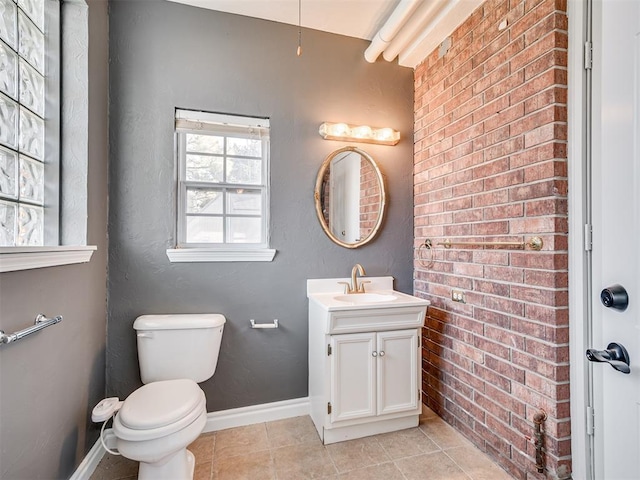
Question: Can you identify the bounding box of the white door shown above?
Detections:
[330,332,376,423]
[589,0,640,478]
[377,329,420,416]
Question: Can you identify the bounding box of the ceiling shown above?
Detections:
[167,0,401,41]
[166,0,484,68]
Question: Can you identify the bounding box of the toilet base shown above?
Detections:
[138,448,195,480]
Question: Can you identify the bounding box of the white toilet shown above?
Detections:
[93,314,225,480]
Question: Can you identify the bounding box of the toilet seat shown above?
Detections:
[113,379,206,442]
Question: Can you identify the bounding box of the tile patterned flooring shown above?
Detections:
[90,408,514,480]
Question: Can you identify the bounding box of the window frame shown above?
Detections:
[0,0,96,272]
[168,109,275,263]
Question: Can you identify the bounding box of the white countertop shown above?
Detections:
[307,276,430,312]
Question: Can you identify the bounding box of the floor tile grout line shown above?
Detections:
[441,448,480,480]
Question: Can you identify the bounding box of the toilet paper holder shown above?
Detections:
[250,319,279,329]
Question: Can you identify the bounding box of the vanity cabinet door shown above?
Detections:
[376,329,420,416]
[330,332,376,423]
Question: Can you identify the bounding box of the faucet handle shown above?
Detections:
[338,281,352,294]
[358,280,371,293]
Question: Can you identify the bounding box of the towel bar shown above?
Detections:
[0,314,63,345]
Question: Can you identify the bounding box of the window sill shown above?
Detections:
[0,246,97,273]
[166,248,276,263]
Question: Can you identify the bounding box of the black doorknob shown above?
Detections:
[601,284,629,311]
[586,342,631,374]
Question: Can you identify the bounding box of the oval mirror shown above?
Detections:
[314,146,386,248]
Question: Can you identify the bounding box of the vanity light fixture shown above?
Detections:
[318,122,400,146]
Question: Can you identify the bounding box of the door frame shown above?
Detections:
[567,0,593,478]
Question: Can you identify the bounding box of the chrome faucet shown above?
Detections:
[338,264,371,294]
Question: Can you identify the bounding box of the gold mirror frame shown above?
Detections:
[314,146,386,249]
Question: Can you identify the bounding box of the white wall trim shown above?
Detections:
[70,397,309,480]
[203,396,309,433]
[567,0,590,478]
[0,246,96,273]
[166,248,276,263]
[68,431,110,480]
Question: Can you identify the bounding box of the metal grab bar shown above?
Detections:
[0,314,63,345]
[436,236,544,251]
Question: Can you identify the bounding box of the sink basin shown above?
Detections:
[333,293,398,304]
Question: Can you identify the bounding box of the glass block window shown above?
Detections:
[0,0,58,246]
[175,109,270,248]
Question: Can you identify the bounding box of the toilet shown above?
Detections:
[93,314,225,480]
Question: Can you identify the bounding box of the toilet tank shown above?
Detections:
[133,314,226,384]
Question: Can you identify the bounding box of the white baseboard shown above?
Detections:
[68,432,109,480]
[70,397,309,480]
[204,396,310,432]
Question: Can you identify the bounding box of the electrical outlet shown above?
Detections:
[452,290,466,303]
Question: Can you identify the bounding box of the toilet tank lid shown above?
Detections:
[134,314,226,330]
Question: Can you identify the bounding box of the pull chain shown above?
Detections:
[297,0,302,56]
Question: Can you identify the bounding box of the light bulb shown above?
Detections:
[330,123,351,137]
[350,125,372,139]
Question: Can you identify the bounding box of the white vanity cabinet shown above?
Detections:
[330,329,419,423]
[307,277,429,444]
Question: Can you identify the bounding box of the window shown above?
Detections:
[0,0,96,273]
[0,0,59,246]
[168,109,275,262]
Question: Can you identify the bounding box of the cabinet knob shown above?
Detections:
[379,351,385,357]
[372,351,378,357]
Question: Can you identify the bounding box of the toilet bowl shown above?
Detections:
[113,379,207,479]
[93,314,225,480]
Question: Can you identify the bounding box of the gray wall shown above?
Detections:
[108,0,414,411]
[0,2,109,478]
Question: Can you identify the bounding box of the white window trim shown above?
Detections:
[0,245,95,272]
[168,109,276,263]
[166,247,275,263]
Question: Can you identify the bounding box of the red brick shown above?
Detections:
[485,355,526,383]
[524,86,567,115]
[510,142,566,168]
[474,335,511,360]
[484,265,525,283]
[525,198,567,217]
[413,0,569,476]
[485,103,525,133]
[453,207,484,223]
[475,362,513,393]
[473,189,510,207]
[473,221,510,235]
[475,391,512,423]
[486,414,528,451]
[483,203,524,220]
[485,324,526,350]
[473,279,510,297]
[484,296,525,316]
[472,250,510,266]
[510,68,568,105]
[473,95,511,124]
[509,179,567,202]
[484,169,525,190]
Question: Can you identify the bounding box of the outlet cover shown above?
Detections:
[452,290,466,303]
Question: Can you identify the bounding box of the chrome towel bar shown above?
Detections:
[0,314,63,345]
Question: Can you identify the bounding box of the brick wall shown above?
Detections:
[413,0,569,478]
[359,157,381,240]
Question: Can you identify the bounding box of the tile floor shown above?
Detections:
[90,408,514,480]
